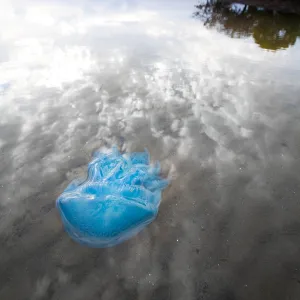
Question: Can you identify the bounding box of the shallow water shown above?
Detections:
[1,0,300,299]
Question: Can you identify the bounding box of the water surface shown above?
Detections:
[1,0,300,299]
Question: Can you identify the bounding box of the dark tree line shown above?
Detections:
[194,0,300,50]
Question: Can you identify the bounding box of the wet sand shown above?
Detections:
[1,1,300,299]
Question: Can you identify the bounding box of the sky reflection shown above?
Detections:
[1,1,300,300]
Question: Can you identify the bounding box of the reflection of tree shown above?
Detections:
[194,0,300,50]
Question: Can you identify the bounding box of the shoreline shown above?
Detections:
[220,0,300,14]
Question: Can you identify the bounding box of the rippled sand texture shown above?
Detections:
[1,0,300,299]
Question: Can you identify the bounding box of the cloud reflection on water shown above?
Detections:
[1,1,300,300]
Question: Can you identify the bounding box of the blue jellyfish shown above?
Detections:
[56,148,168,248]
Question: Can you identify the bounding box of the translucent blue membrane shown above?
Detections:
[56,148,168,248]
